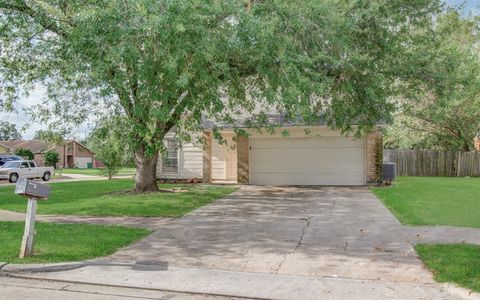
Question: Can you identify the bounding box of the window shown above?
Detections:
[21,162,29,168]
[29,162,35,168]
[162,139,179,173]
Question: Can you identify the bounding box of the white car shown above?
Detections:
[0,160,54,183]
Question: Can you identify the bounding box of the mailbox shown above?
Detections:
[15,178,51,200]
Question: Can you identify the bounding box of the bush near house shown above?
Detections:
[44,150,60,168]
[14,148,34,160]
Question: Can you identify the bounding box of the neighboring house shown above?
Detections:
[156,117,383,186]
[0,142,12,154]
[475,136,480,152]
[1,140,99,168]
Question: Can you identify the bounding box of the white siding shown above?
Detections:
[156,132,203,179]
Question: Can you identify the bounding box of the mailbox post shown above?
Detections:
[15,178,51,258]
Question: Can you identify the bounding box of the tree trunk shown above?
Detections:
[134,149,159,193]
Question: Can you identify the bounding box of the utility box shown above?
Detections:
[382,163,396,183]
[15,178,51,200]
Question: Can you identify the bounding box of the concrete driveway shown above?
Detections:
[111,186,432,283]
[10,186,479,299]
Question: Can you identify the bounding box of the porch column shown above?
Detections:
[203,132,212,183]
[237,135,249,185]
[366,129,383,183]
[73,141,77,168]
[64,144,68,168]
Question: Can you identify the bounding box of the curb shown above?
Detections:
[0,261,87,273]
[0,259,141,274]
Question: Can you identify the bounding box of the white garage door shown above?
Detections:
[75,157,93,169]
[250,137,366,186]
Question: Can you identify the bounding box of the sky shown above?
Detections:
[445,0,479,15]
[1,0,478,140]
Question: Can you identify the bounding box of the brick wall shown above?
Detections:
[366,129,383,183]
[33,153,45,167]
[202,132,212,183]
[237,135,249,184]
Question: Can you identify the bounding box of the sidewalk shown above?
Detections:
[0,275,235,300]
[0,174,134,187]
[2,262,477,300]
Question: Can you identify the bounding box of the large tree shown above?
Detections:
[385,12,480,151]
[0,0,442,192]
[0,120,22,140]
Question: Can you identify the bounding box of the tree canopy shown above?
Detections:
[0,0,444,191]
[0,120,22,140]
[15,147,33,160]
[385,12,480,151]
[34,129,66,144]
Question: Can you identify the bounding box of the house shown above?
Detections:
[0,140,99,168]
[475,136,480,152]
[156,118,383,186]
[0,142,12,154]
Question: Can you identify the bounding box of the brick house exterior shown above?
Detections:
[1,140,99,168]
[161,125,383,186]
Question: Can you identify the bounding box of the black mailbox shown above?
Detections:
[15,178,51,200]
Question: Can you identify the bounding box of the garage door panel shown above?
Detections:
[251,137,364,149]
[250,137,365,186]
[250,148,363,162]
[251,174,365,186]
[250,161,364,173]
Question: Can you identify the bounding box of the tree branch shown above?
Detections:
[0,1,70,37]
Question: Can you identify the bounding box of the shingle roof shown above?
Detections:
[202,112,387,130]
[0,140,56,154]
[0,142,12,150]
[201,113,329,129]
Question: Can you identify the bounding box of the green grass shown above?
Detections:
[59,168,136,177]
[0,179,237,217]
[0,222,150,264]
[416,244,480,292]
[372,177,480,228]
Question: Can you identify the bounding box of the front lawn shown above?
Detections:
[0,222,150,264]
[372,176,480,228]
[416,244,480,293]
[0,180,237,217]
[59,168,136,177]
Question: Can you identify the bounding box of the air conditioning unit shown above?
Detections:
[382,163,396,184]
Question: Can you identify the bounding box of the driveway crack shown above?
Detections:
[273,216,311,274]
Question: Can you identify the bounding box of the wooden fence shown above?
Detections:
[383,149,480,177]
